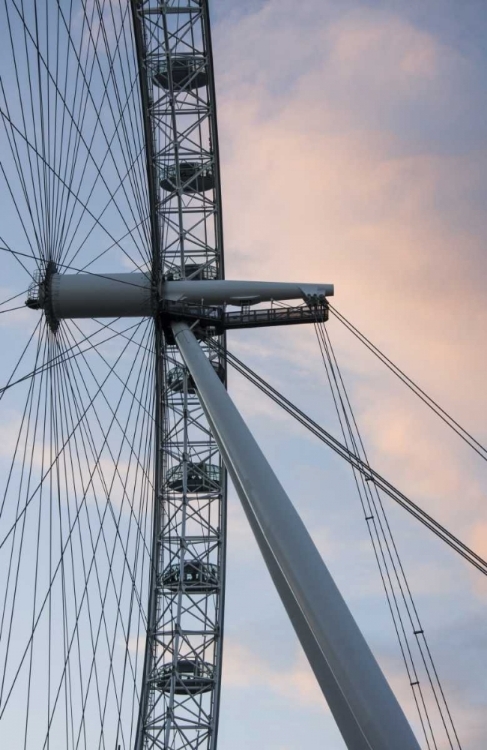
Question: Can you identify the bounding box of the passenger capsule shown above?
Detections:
[159,560,219,592]
[166,362,225,394]
[155,659,214,694]
[160,162,214,193]
[153,54,207,91]
[166,461,221,493]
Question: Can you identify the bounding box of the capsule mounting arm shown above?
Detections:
[161,280,334,306]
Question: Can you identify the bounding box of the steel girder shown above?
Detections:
[131,3,226,750]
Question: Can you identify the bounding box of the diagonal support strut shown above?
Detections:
[172,321,421,750]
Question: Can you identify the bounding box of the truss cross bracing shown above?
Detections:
[131,3,226,749]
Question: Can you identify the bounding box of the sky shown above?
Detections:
[0,1,486,749]
[205,1,487,748]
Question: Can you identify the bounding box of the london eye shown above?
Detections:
[0,2,485,750]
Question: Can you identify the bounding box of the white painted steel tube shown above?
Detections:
[48,274,333,320]
[172,321,421,750]
[50,272,153,319]
[163,280,334,304]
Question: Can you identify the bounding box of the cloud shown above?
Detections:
[374,610,487,750]
[212,2,487,744]
[123,634,146,657]
[216,0,487,533]
[222,639,325,709]
[470,522,487,560]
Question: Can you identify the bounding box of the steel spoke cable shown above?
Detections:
[50,11,149,270]
[51,322,154,749]
[23,327,51,750]
[0,318,149,723]
[1,2,48,260]
[0,83,45,262]
[318,320,461,748]
[73,214,150,276]
[0,378,110,732]
[96,0,150,258]
[0,304,31,314]
[59,320,154,604]
[0,180,40,278]
[111,0,151,204]
[0,287,32,309]
[125,387,155,750]
[51,0,109,266]
[0,106,151,273]
[69,318,155,424]
[111,330,155,749]
[87,0,150,260]
[51,345,90,750]
[0,319,149,554]
[52,0,151,267]
[57,103,149,273]
[0,318,147,398]
[0,321,46,534]
[60,320,154,590]
[49,0,71,265]
[60,142,149,272]
[89,328,155,750]
[207,339,487,577]
[0,245,151,287]
[51,0,100,266]
[0,316,43,422]
[0,320,49,706]
[9,0,150,268]
[20,0,50,259]
[40,334,141,750]
[33,0,51,265]
[127,411,153,750]
[90,317,153,355]
[19,0,49,262]
[329,305,487,462]
[80,0,149,246]
[55,331,127,750]
[48,333,71,748]
[58,324,141,747]
[51,332,91,750]
[55,326,153,737]
[313,320,441,748]
[63,320,156,505]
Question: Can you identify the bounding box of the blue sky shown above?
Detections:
[208,1,487,748]
[0,1,485,748]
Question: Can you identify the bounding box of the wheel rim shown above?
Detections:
[0,2,226,749]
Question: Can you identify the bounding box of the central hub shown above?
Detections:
[26,267,155,331]
[25,261,60,331]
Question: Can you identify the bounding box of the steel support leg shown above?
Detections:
[172,322,420,750]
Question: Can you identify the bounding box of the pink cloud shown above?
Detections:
[470,523,487,559]
[214,4,487,743]
[217,0,487,489]
[222,639,325,709]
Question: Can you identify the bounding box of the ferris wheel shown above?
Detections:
[0,2,485,750]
